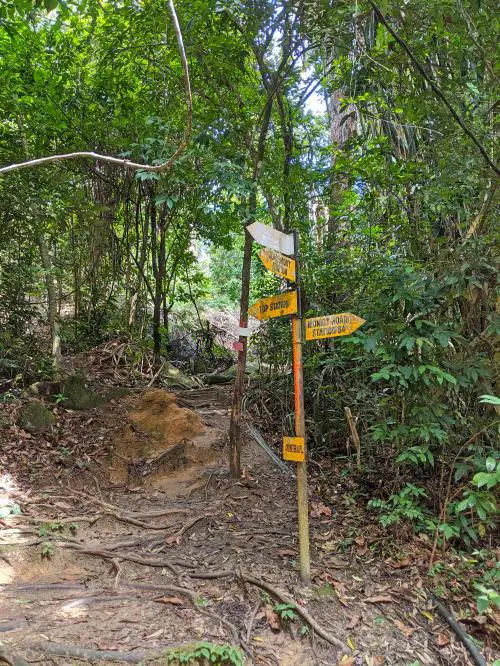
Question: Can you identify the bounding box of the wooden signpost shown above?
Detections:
[305,313,365,341]
[247,222,295,256]
[258,248,296,282]
[246,221,365,584]
[248,291,297,321]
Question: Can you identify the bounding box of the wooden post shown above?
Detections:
[291,229,311,583]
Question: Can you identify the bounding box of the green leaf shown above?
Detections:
[479,395,500,405]
[477,595,489,614]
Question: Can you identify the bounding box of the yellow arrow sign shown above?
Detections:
[305,313,365,341]
[248,291,297,321]
[258,249,296,282]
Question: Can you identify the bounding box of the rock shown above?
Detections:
[162,361,198,389]
[60,373,104,410]
[17,399,55,434]
[201,361,261,385]
[25,380,61,399]
[104,386,132,401]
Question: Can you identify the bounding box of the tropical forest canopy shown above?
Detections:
[0,0,498,618]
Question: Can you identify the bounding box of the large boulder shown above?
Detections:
[60,373,104,410]
[17,399,55,434]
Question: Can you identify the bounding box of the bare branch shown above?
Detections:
[0,0,192,177]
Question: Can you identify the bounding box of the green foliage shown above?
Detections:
[273,603,297,622]
[367,484,427,529]
[163,642,244,666]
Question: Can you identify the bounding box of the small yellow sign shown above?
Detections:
[258,249,296,282]
[248,291,298,321]
[305,313,365,341]
[283,436,305,462]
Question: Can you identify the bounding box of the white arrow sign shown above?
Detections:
[247,222,295,256]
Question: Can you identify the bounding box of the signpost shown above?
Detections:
[283,436,305,462]
[248,291,297,321]
[246,221,365,584]
[305,313,365,341]
[247,222,295,256]
[257,248,296,282]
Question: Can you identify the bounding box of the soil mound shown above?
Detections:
[131,389,204,448]
[109,389,218,495]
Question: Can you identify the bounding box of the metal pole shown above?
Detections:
[291,229,311,583]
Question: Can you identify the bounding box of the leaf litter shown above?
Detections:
[0,365,494,664]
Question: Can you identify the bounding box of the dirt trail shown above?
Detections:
[0,388,483,665]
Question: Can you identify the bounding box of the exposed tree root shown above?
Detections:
[32,641,173,663]
[241,574,347,650]
[62,543,179,575]
[0,646,29,666]
[164,513,214,546]
[28,508,186,530]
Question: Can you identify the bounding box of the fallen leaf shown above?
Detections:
[337,657,355,666]
[346,636,356,650]
[155,596,184,605]
[264,604,280,631]
[420,610,434,622]
[146,628,164,639]
[392,619,414,638]
[346,614,361,630]
[373,657,385,666]
[436,633,450,648]
[311,502,332,518]
[387,557,410,569]
[366,595,393,604]
[355,535,366,547]
[277,548,297,557]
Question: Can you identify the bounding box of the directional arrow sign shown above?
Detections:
[248,291,297,321]
[258,248,296,282]
[247,222,295,256]
[305,313,365,341]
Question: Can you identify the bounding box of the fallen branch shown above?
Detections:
[344,406,361,471]
[428,591,487,666]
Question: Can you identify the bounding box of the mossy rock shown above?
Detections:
[60,373,105,410]
[17,399,55,434]
[104,386,132,401]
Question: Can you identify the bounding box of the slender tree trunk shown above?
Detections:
[38,234,62,379]
[151,201,167,365]
[229,92,274,478]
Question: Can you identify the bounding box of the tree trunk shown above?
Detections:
[38,234,62,379]
[229,92,274,478]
